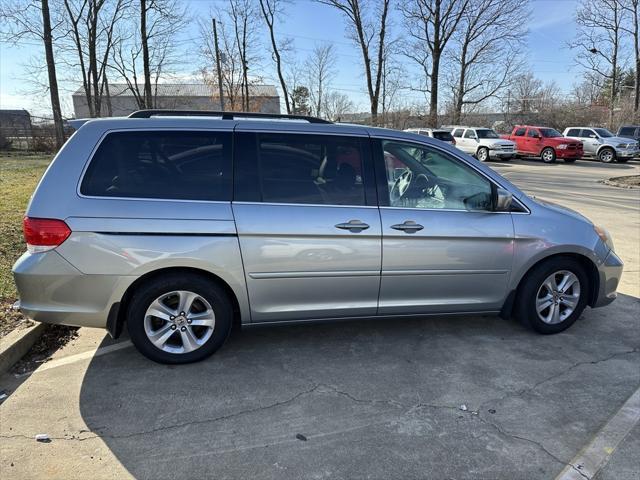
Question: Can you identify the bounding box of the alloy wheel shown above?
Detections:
[535,271,581,324]
[143,290,215,354]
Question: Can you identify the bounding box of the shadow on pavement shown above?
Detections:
[78,294,640,479]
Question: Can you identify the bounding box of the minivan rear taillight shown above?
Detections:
[23,217,71,253]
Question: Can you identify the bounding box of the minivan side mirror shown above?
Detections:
[495,188,513,212]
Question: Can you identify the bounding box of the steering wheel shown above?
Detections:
[390,169,413,203]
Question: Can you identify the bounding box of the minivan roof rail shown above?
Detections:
[128,109,333,124]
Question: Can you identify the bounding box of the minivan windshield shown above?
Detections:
[475,129,499,139]
[593,128,614,138]
[540,128,562,138]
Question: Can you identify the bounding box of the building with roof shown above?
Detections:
[0,109,32,136]
[72,83,280,118]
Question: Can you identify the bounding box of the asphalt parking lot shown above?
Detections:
[1,157,639,480]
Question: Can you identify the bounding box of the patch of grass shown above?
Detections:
[0,153,52,300]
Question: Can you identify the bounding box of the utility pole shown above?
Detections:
[212,18,225,111]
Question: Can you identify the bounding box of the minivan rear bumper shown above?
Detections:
[12,250,132,329]
[593,250,624,308]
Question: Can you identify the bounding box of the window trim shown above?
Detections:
[77,127,234,204]
[371,137,530,214]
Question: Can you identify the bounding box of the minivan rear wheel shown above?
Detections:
[127,273,232,364]
[516,257,589,334]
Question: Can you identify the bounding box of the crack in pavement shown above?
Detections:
[477,415,590,480]
[477,348,639,413]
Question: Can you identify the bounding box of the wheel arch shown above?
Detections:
[109,267,243,338]
[501,252,600,319]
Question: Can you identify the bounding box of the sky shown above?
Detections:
[0,0,580,117]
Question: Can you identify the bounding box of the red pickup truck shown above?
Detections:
[501,125,583,163]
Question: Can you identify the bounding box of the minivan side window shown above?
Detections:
[452,129,464,138]
[381,140,493,211]
[619,126,636,136]
[257,133,366,206]
[81,131,232,201]
[514,128,526,136]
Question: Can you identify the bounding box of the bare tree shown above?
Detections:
[570,0,628,128]
[400,0,469,126]
[317,0,390,125]
[323,90,354,121]
[621,0,639,119]
[445,0,527,124]
[0,0,65,147]
[306,44,337,117]
[110,0,188,109]
[227,0,260,111]
[62,0,126,117]
[258,0,292,113]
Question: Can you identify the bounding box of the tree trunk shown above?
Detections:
[610,48,617,129]
[140,0,152,108]
[429,50,441,127]
[634,2,640,120]
[453,43,468,125]
[41,0,64,148]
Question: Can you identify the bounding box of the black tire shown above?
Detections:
[564,158,577,163]
[127,273,233,364]
[540,147,556,163]
[515,257,589,335]
[598,147,616,163]
[476,146,489,162]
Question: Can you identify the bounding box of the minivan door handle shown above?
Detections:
[391,221,424,233]
[335,220,370,233]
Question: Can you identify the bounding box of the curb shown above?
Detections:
[0,323,48,375]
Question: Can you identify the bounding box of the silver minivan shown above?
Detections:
[13,111,623,364]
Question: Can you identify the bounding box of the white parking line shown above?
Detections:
[555,386,640,480]
[20,340,134,376]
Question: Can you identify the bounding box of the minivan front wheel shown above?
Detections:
[127,273,232,364]
[516,258,589,334]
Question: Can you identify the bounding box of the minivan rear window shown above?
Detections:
[80,131,232,201]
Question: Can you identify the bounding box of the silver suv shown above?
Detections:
[449,126,516,161]
[563,127,639,163]
[13,110,623,364]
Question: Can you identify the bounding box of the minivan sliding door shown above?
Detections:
[232,130,381,322]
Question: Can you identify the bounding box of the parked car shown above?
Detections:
[404,128,456,146]
[562,127,639,163]
[501,125,583,163]
[450,126,516,161]
[12,110,623,364]
[617,125,640,142]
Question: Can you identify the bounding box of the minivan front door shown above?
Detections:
[374,139,514,314]
[232,130,381,322]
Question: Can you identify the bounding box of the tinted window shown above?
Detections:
[382,140,493,211]
[476,129,500,139]
[432,131,454,142]
[514,128,526,136]
[527,129,540,138]
[452,129,464,138]
[81,131,231,201]
[463,129,477,139]
[566,129,581,137]
[582,129,597,138]
[257,133,366,206]
[593,128,613,137]
[619,126,636,136]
